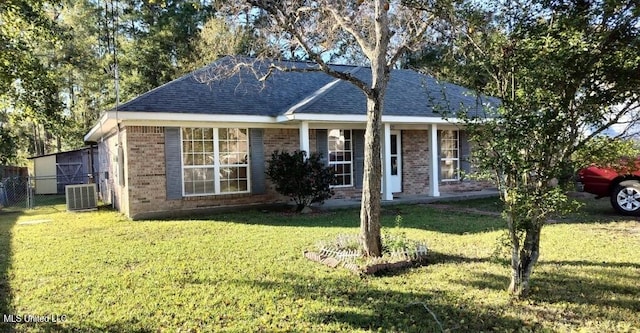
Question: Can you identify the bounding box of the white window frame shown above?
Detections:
[181,127,250,196]
[328,129,354,187]
[440,130,460,182]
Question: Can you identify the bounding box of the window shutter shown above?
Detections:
[165,127,183,200]
[249,128,266,194]
[315,129,328,165]
[459,130,471,177]
[353,129,365,189]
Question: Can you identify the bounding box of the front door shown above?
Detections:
[390,131,402,193]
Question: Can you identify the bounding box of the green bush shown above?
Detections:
[266,150,336,211]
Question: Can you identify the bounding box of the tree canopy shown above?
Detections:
[413,0,640,296]
[0,0,239,163]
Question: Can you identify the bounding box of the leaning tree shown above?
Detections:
[415,0,640,296]
[211,0,449,256]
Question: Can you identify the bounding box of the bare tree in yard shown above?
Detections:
[414,0,640,296]
[211,0,445,256]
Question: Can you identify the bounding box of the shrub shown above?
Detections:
[266,150,336,211]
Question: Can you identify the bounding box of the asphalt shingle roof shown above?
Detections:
[116,56,499,118]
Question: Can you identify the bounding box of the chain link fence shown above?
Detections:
[0,176,70,211]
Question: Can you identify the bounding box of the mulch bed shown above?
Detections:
[303,250,427,275]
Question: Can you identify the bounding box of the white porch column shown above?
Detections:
[299,121,310,154]
[429,124,440,197]
[382,123,393,201]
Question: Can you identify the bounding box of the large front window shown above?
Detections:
[182,128,249,196]
[440,130,460,181]
[328,129,353,187]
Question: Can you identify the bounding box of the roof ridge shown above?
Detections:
[283,66,365,116]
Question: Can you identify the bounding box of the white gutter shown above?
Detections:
[277,113,462,124]
[84,111,280,142]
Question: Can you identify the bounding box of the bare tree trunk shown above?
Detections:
[360,96,383,257]
[360,1,390,256]
[508,222,542,297]
[33,123,44,156]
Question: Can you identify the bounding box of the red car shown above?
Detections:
[578,165,640,215]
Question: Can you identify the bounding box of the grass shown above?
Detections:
[0,197,638,332]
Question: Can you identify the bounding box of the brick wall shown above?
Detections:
[402,130,430,195]
[440,181,495,192]
[123,126,295,219]
[112,125,492,219]
[126,126,166,217]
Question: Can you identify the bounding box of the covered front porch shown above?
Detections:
[292,119,472,202]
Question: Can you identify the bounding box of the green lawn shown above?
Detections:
[0,198,638,332]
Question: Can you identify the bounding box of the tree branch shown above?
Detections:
[326,6,374,58]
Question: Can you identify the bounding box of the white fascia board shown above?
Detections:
[84,112,115,142]
[279,113,462,124]
[84,111,280,141]
[124,119,298,129]
[115,111,277,124]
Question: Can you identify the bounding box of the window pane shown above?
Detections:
[194,154,204,165]
[440,160,457,180]
[182,141,192,154]
[220,180,230,193]
[193,141,203,153]
[391,135,397,155]
[193,181,206,194]
[203,128,213,140]
[238,180,248,191]
[227,142,237,153]
[205,168,214,181]
[219,141,228,155]
[220,167,237,181]
[238,141,248,153]
[184,181,194,195]
[194,128,203,140]
[205,153,214,165]
[184,169,194,182]
[328,129,353,186]
[237,128,248,140]
[183,154,193,165]
[204,180,215,194]
[219,128,228,140]
[391,157,398,176]
[182,127,250,195]
[344,140,351,151]
[439,130,459,180]
[204,141,214,153]
[182,128,193,140]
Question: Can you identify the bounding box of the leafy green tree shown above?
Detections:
[115,0,216,98]
[0,0,225,160]
[417,0,640,296]
[573,137,640,172]
[0,0,65,158]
